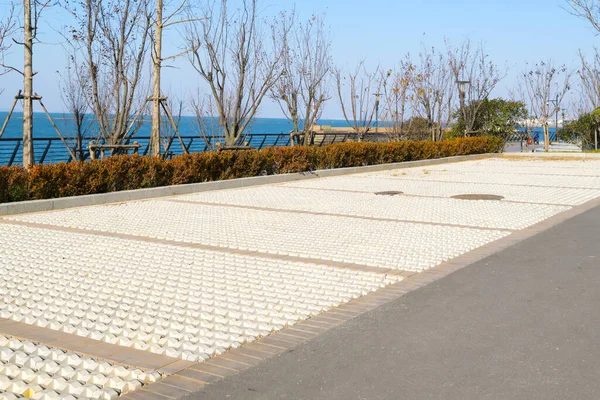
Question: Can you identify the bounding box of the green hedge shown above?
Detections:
[0,137,503,203]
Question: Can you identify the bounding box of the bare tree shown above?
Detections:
[58,60,90,160]
[518,60,572,152]
[66,0,151,148]
[565,1,600,31]
[0,5,16,95]
[187,0,286,148]
[271,13,331,146]
[564,1,600,150]
[575,50,600,150]
[335,61,381,141]
[447,39,504,135]
[158,90,184,156]
[1,0,52,166]
[409,46,452,141]
[578,49,600,110]
[380,54,414,140]
[148,0,198,156]
[191,91,221,150]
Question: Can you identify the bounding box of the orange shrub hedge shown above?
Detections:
[0,137,503,203]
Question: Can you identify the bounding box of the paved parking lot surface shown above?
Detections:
[1,155,599,399]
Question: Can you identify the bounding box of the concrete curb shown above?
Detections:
[0,153,494,216]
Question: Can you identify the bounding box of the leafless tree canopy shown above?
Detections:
[158,90,184,156]
[0,5,16,94]
[191,92,221,151]
[58,60,90,160]
[409,46,453,141]
[335,61,381,141]
[66,0,151,146]
[271,13,332,146]
[518,60,572,151]
[447,39,504,134]
[566,0,600,32]
[187,0,286,147]
[578,49,600,111]
[380,54,416,140]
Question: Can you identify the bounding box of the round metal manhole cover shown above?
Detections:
[374,191,404,196]
[451,194,505,201]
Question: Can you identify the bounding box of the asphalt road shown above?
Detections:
[188,205,600,400]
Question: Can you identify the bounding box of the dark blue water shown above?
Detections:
[0,112,358,165]
[0,112,354,139]
[527,128,558,142]
[0,112,558,165]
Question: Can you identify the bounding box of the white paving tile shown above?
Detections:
[8,201,509,271]
[0,224,397,364]
[369,169,600,189]
[3,155,599,399]
[280,177,600,206]
[365,162,600,189]
[0,334,159,399]
[173,187,569,230]
[426,158,600,174]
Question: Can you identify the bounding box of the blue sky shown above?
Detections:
[0,0,598,118]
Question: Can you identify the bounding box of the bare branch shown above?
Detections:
[409,45,453,141]
[380,54,415,140]
[65,0,151,147]
[0,63,24,76]
[163,17,204,29]
[517,59,572,151]
[270,12,332,145]
[578,48,600,111]
[335,61,381,141]
[187,0,287,147]
[58,59,91,160]
[0,4,16,84]
[447,38,506,134]
[565,0,600,33]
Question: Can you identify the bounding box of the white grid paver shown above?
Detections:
[365,164,600,189]
[172,187,569,230]
[423,158,600,174]
[0,335,159,399]
[0,224,397,365]
[280,178,600,206]
[8,201,509,271]
[3,156,600,399]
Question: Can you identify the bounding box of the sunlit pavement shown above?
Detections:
[1,154,600,399]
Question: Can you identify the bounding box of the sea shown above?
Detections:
[0,112,356,138]
[0,111,558,166]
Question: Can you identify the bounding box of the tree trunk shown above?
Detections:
[225,127,238,147]
[290,119,299,146]
[22,0,34,168]
[150,0,163,156]
[76,131,83,161]
[544,123,550,152]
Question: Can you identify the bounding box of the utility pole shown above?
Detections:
[22,0,34,167]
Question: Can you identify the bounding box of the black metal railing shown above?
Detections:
[1,132,373,166]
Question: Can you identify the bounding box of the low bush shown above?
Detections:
[0,137,503,203]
